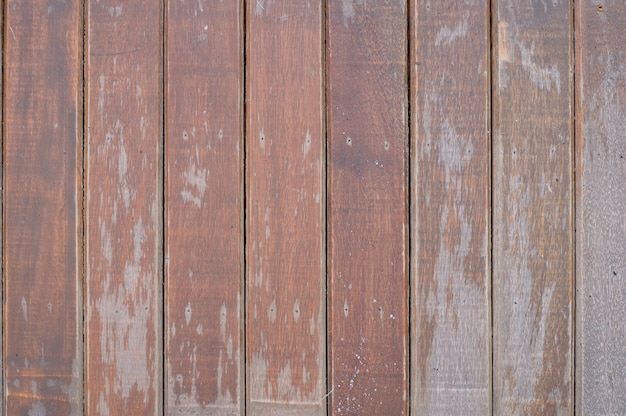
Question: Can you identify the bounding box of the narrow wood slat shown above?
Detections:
[85,2,163,414]
[246,1,325,414]
[492,2,573,414]
[0,4,3,412]
[327,2,408,414]
[410,2,490,414]
[4,1,83,414]
[165,0,243,414]
[576,3,626,414]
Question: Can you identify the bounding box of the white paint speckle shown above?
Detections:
[185,302,192,326]
[181,160,208,208]
[22,297,28,321]
[220,303,227,341]
[302,130,312,157]
[227,335,233,360]
[108,5,122,17]
[269,299,277,323]
[265,207,270,241]
[293,299,300,322]
[98,74,105,111]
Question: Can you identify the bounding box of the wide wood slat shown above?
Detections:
[411,2,491,414]
[576,2,626,414]
[165,0,243,414]
[327,1,409,414]
[246,1,325,414]
[4,1,83,414]
[85,1,163,414]
[492,1,574,414]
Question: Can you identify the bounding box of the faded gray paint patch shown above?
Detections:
[95,217,153,402]
[435,12,469,47]
[28,401,46,416]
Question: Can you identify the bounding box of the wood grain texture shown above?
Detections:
[492,1,573,414]
[327,1,408,414]
[246,1,325,414]
[410,2,490,414]
[576,2,626,414]
[4,0,83,414]
[85,1,162,414]
[0,3,3,412]
[165,0,243,414]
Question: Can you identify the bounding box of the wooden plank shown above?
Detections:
[492,2,573,414]
[4,0,83,414]
[0,3,3,412]
[246,1,325,414]
[165,0,243,414]
[327,2,408,414]
[576,3,626,414]
[410,2,490,414]
[85,2,162,414]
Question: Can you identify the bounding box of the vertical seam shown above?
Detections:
[570,0,577,413]
[322,0,329,413]
[1,0,5,412]
[161,0,167,413]
[241,0,247,413]
[405,0,411,414]
[81,0,87,413]
[489,0,495,415]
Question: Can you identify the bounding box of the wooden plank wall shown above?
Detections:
[2,1,626,415]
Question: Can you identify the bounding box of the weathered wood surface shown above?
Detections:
[4,0,83,414]
[411,1,491,414]
[327,1,408,414]
[165,1,243,414]
[0,5,3,411]
[492,1,573,414]
[576,2,626,414]
[5,4,626,416]
[246,1,325,415]
[85,2,163,414]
